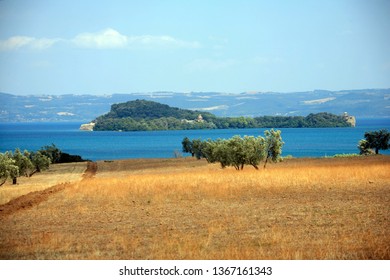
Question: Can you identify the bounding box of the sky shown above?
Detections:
[0,0,389,95]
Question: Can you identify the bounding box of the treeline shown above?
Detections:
[94,112,351,131]
[93,100,352,131]
[182,129,284,170]
[94,116,216,131]
[0,144,87,186]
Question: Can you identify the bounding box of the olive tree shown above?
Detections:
[210,139,231,168]
[242,136,266,170]
[191,138,204,160]
[181,137,194,157]
[181,129,283,170]
[39,144,62,163]
[359,129,390,155]
[357,139,372,155]
[263,129,284,168]
[0,153,19,186]
[30,151,51,174]
[12,149,34,178]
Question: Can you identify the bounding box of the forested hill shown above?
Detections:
[101,99,216,120]
[89,99,354,131]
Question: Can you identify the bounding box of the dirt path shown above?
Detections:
[82,161,97,179]
[0,162,96,218]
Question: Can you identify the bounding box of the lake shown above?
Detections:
[1,118,389,161]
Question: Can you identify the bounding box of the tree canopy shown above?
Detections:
[182,129,284,170]
[92,100,353,131]
[0,145,87,186]
[358,129,390,155]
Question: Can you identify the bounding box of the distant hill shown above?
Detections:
[0,88,389,122]
[101,99,215,120]
[91,99,353,131]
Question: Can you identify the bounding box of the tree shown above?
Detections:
[40,144,62,163]
[191,139,204,159]
[12,149,34,178]
[181,130,283,170]
[0,153,19,186]
[30,151,51,174]
[263,129,284,168]
[211,139,231,169]
[242,136,266,170]
[360,129,390,155]
[226,136,247,170]
[357,139,373,155]
[182,137,194,157]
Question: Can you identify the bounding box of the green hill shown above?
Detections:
[91,99,353,131]
[102,99,215,120]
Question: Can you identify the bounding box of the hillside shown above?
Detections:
[101,99,215,120]
[91,99,353,131]
[0,88,388,122]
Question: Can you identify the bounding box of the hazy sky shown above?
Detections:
[0,0,389,95]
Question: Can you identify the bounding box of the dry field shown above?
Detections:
[0,156,389,260]
[0,162,87,205]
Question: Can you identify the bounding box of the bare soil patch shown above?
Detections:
[0,182,71,216]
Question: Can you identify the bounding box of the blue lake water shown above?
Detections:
[0,119,389,161]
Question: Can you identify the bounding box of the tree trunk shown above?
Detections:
[263,156,269,169]
[375,147,379,154]
[12,177,17,185]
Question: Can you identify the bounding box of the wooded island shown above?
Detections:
[80,99,355,131]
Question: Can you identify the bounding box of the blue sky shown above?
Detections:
[0,0,389,95]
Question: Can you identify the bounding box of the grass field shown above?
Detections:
[0,156,389,259]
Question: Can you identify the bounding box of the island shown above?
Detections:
[80,99,355,131]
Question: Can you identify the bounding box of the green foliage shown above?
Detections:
[182,130,284,170]
[0,148,51,185]
[359,129,390,154]
[357,139,373,155]
[93,100,352,131]
[39,144,86,163]
[263,129,284,168]
[12,149,34,178]
[331,153,360,158]
[104,99,215,120]
[191,139,204,160]
[30,151,51,173]
[0,145,85,186]
[0,153,19,186]
[181,137,193,156]
[39,144,62,163]
[2,149,31,184]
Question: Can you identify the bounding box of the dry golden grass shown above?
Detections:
[0,156,389,259]
[0,162,87,205]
